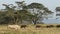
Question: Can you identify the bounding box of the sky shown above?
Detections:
[0,0,60,24]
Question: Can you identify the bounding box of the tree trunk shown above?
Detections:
[20,19,23,24]
[15,18,19,24]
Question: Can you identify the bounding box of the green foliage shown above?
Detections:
[24,3,44,9]
[0,1,53,25]
[56,7,60,11]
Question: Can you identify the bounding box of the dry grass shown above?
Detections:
[0,24,60,34]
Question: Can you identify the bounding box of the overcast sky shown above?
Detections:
[0,0,60,24]
[0,0,60,11]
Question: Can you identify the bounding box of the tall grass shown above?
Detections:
[0,24,60,34]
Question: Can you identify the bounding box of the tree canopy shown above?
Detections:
[0,1,53,25]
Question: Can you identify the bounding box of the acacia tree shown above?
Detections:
[25,3,53,25]
[55,7,60,19]
[15,1,33,24]
[56,7,60,11]
[2,4,16,24]
[2,1,33,24]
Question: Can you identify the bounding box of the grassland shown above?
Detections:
[0,24,60,34]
